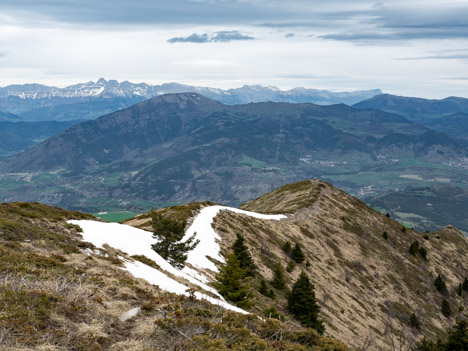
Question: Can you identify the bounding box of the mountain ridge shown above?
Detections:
[353,94,468,122]
[0,79,382,121]
[1,93,467,218]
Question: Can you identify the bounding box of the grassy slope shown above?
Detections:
[124,180,468,350]
[0,202,347,351]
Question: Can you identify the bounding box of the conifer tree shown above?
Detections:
[434,274,448,295]
[441,299,451,318]
[409,313,421,330]
[463,277,468,292]
[419,246,428,260]
[287,271,324,334]
[457,283,463,297]
[282,241,292,255]
[215,253,252,308]
[445,319,468,350]
[409,241,420,256]
[151,210,199,268]
[286,260,296,273]
[232,234,255,276]
[258,279,275,298]
[271,262,286,290]
[259,279,268,295]
[382,231,389,240]
[291,243,305,263]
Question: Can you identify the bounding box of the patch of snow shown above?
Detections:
[93,86,105,96]
[119,306,141,322]
[125,260,247,314]
[68,220,219,297]
[68,205,286,314]
[182,205,286,272]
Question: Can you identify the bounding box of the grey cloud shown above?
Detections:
[318,5,468,42]
[168,31,254,43]
[168,33,210,43]
[2,1,468,44]
[0,0,305,26]
[285,33,295,38]
[398,54,468,61]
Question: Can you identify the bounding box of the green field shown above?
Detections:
[94,211,140,222]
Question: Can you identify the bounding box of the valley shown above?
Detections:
[0,92,467,235]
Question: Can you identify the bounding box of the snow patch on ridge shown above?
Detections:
[183,205,286,272]
[68,205,286,314]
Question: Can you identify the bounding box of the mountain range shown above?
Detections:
[0,78,382,121]
[354,94,468,141]
[1,93,467,223]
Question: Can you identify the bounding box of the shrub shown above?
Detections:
[264,306,284,321]
[409,241,420,256]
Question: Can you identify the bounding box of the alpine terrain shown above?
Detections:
[1,180,466,350]
[0,79,382,122]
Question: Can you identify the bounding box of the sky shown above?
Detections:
[0,0,467,98]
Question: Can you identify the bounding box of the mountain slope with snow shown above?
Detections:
[68,205,285,313]
[0,78,382,121]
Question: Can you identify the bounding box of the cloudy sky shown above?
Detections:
[0,0,467,98]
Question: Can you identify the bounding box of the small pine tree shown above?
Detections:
[215,253,252,308]
[286,260,296,273]
[409,313,421,330]
[382,231,389,240]
[434,274,448,295]
[282,241,292,255]
[291,243,305,263]
[151,210,199,268]
[409,241,420,256]
[287,272,324,334]
[232,234,256,276]
[457,283,463,297]
[271,262,286,290]
[463,277,468,292]
[441,299,451,318]
[419,246,428,260]
[258,279,274,298]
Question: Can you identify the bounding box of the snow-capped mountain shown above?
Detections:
[0,78,382,103]
[0,79,382,121]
